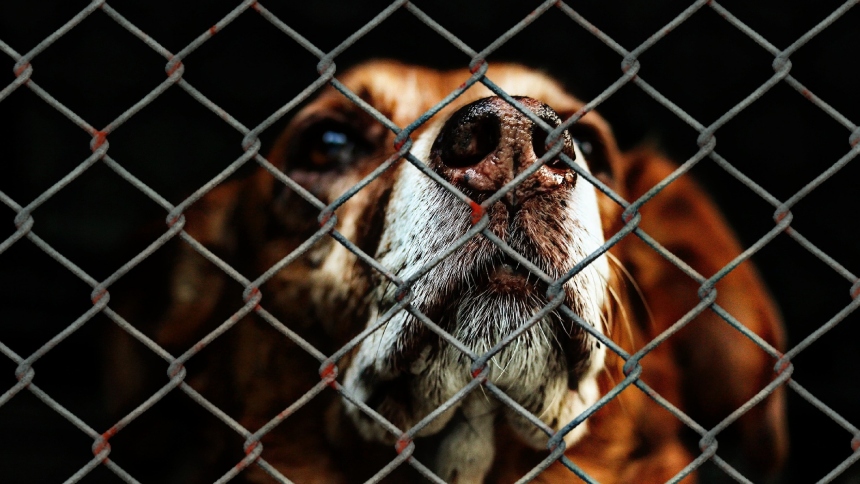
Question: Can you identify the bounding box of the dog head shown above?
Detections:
[264,62,621,452]
[146,61,787,482]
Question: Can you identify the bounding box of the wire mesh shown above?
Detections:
[1,1,859,483]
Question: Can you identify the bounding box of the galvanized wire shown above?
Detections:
[1,1,858,483]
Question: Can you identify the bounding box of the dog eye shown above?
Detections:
[574,139,593,157]
[568,123,611,179]
[315,130,353,165]
[296,121,370,170]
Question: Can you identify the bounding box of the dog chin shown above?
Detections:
[343,272,604,449]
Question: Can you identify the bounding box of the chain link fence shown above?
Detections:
[1,1,859,482]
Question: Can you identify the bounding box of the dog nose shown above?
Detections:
[430,96,577,203]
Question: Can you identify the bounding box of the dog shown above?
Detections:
[109,60,787,483]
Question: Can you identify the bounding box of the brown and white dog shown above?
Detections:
[111,61,787,483]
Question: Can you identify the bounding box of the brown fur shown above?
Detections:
[110,61,786,483]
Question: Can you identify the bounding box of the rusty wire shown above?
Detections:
[2,1,859,483]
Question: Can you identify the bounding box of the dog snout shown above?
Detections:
[430,96,577,204]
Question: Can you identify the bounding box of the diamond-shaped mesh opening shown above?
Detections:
[755,232,856,333]
[101,315,175,416]
[19,313,112,428]
[0,88,95,204]
[790,310,860,418]
[786,7,860,118]
[712,81,853,200]
[107,87,253,203]
[24,161,165,262]
[490,9,622,98]
[0,391,97,481]
[784,387,860,482]
[787,157,860,266]
[107,389,247,482]
[631,8,779,124]
[179,11,324,127]
[15,9,167,128]
[0,241,94,356]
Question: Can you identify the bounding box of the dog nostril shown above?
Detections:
[437,112,501,169]
[532,125,549,161]
[531,124,575,172]
[544,155,571,171]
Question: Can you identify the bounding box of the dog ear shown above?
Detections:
[151,171,276,349]
[153,180,244,348]
[605,144,788,475]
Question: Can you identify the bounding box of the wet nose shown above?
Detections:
[430,96,577,204]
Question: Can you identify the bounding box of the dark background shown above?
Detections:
[1,0,858,482]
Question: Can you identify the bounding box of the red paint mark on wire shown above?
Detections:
[320,361,338,388]
[91,131,107,151]
[470,201,484,225]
